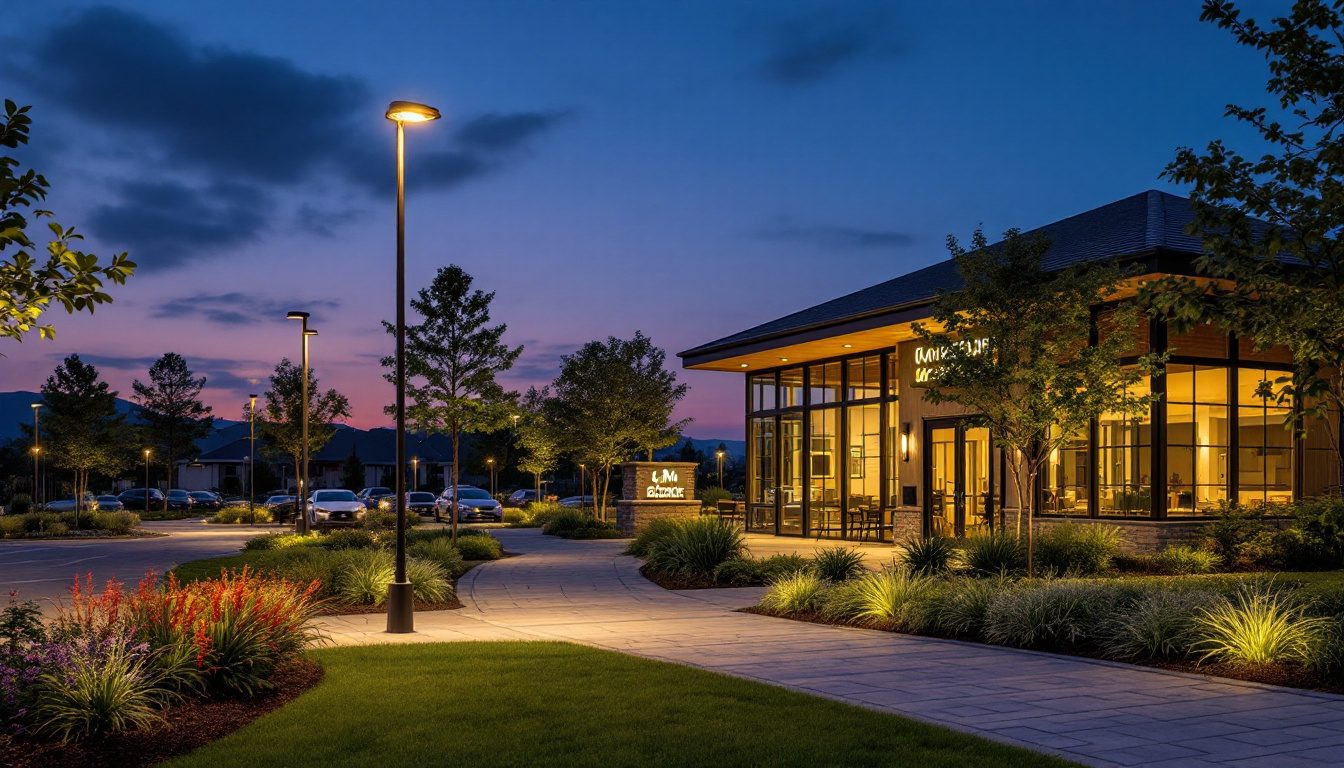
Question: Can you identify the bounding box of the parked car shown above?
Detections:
[42,493,99,513]
[263,495,296,522]
[310,489,365,527]
[357,487,394,509]
[558,495,595,508]
[188,491,223,512]
[166,489,195,512]
[96,495,125,512]
[505,489,537,508]
[117,488,165,512]
[379,491,438,516]
[440,486,504,522]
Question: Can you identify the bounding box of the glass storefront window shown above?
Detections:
[847,404,882,538]
[886,354,899,397]
[1045,425,1089,516]
[807,409,840,536]
[1098,374,1152,516]
[1166,364,1229,515]
[748,417,775,531]
[808,362,841,405]
[846,356,882,400]
[1237,368,1294,508]
[1303,400,1340,498]
[750,374,776,413]
[885,401,900,508]
[780,369,803,409]
[780,414,803,533]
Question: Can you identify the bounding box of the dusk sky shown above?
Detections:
[0,1,1275,439]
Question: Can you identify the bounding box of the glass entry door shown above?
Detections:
[925,419,994,537]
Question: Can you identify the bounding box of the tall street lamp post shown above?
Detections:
[249,394,258,526]
[578,463,585,505]
[287,312,317,535]
[487,457,495,497]
[386,99,441,634]
[144,449,151,513]
[30,404,42,507]
[716,449,725,489]
[412,456,419,493]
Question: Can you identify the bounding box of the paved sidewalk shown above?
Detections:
[318,529,1344,768]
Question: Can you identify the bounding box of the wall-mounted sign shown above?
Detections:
[646,468,686,499]
[912,337,990,387]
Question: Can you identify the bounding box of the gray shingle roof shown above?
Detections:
[681,190,1203,359]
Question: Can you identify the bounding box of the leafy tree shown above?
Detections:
[132,352,213,491]
[36,355,127,523]
[1147,0,1344,493]
[259,358,351,500]
[547,332,691,520]
[340,449,366,492]
[516,387,560,504]
[1,101,135,344]
[383,265,521,539]
[913,229,1159,575]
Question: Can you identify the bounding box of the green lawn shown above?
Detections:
[164,642,1075,768]
[171,553,255,582]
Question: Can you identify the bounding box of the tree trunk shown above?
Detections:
[1025,468,1038,579]
[451,430,460,543]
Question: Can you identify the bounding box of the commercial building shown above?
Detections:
[680,191,1336,549]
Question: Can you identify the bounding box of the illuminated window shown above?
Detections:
[1166,364,1229,515]
[748,417,775,532]
[886,354,899,397]
[847,404,881,538]
[1237,368,1294,508]
[1098,373,1152,516]
[885,401,900,508]
[808,362,841,405]
[780,369,803,409]
[780,414,803,534]
[1045,425,1089,517]
[846,356,882,400]
[750,374,776,412]
[808,409,840,537]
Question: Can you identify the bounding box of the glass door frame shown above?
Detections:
[922,417,996,538]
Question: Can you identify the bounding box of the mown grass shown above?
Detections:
[164,642,1076,768]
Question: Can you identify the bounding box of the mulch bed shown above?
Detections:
[322,596,462,615]
[743,606,1344,695]
[0,658,324,768]
[638,566,764,591]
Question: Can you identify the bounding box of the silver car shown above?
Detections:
[438,486,503,522]
[43,493,99,513]
[309,489,366,526]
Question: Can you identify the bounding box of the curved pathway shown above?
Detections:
[320,529,1344,767]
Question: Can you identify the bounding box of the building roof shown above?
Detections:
[680,190,1204,362]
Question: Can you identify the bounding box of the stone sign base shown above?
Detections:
[616,499,701,536]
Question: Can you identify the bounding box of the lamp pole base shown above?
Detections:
[386,581,415,633]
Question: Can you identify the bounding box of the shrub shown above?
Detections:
[643,518,745,581]
[759,571,828,614]
[901,536,958,575]
[1307,614,1344,676]
[541,509,609,538]
[961,531,1026,575]
[625,517,682,557]
[454,533,504,561]
[1195,584,1326,665]
[922,577,1004,638]
[209,505,273,525]
[1101,590,1216,660]
[699,487,734,510]
[90,511,139,535]
[405,557,454,604]
[811,546,866,582]
[983,581,1116,650]
[0,515,24,538]
[1284,496,1344,569]
[507,500,565,528]
[319,528,376,550]
[243,532,316,551]
[408,537,466,575]
[45,521,70,537]
[758,554,812,583]
[825,569,939,630]
[712,557,763,585]
[362,508,420,530]
[333,549,396,606]
[7,493,32,516]
[1035,523,1124,576]
[30,635,168,742]
[1201,501,1269,567]
[1153,545,1222,576]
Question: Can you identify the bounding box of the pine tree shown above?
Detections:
[40,355,126,524]
[132,352,213,491]
[340,449,366,491]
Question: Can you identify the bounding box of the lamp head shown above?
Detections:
[386,100,441,123]
[286,311,309,321]
[30,403,42,410]
[305,329,319,337]
[144,449,152,457]
[716,450,725,458]
[31,446,39,455]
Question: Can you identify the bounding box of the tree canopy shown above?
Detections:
[132,352,214,489]
[38,354,127,519]
[259,358,351,476]
[1,101,134,344]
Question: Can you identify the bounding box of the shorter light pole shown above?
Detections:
[144,449,152,513]
[486,457,495,497]
[286,311,317,534]
[578,463,585,504]
[31,404,43,507]
[412,456,419,492]
[248,394,258,526]
[716,449,726,489]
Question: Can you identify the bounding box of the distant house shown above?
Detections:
[177,427,469,494]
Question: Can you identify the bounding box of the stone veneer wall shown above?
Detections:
[615,462,701,536]
[615,500,702,536]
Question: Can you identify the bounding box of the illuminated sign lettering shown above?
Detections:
[645,468,686,499]
[912,338,990,387]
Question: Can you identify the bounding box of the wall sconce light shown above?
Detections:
[900,422,911,463]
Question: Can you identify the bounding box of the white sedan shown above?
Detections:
[309,490,366,526]
[437,487,503,522]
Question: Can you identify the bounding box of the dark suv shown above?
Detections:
[118,488,165,512]
[357,487,394,509]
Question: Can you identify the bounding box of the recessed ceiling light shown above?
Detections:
[842,344,852,348]
[739,363,749,368]
[779,357,789,362]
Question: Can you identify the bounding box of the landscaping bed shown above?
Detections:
[0,510,146,539]
[0,659,323,768]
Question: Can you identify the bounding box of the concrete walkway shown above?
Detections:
[318,529,1344,767]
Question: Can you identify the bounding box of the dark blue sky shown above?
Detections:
[1,1,1278,437]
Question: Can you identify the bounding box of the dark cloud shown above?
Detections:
[87,181,269,269]
[296,205,363,237]
[757,218,915,250]
[151,293,339,326]
[758,10,901,85]
[63,353,262,394]
[12,7,574,266]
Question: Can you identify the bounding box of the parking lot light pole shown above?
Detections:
[144,449,151,513]
[412,456,419,492]
[249,394,258,526]
[487,457,495,497]
[386,99,441,634]
[287,312,316,534]
[716,449,725,489]
[30,404,42,507]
